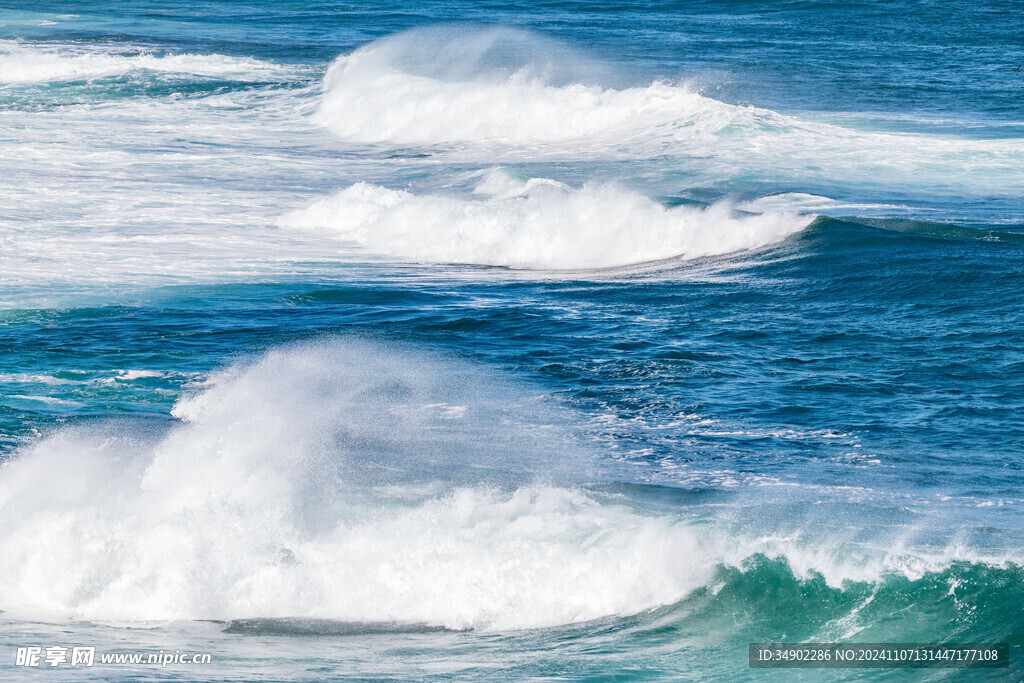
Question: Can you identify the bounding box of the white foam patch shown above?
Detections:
[280,170,813,269]
[0,40,294,84]
[737,193,910,215]
[115,370,163,381]
[0,84,364,308]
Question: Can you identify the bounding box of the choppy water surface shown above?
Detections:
[1,1,1022,679]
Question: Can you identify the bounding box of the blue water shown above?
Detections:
[1,1,1022,680]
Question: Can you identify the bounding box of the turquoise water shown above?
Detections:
[0,1,1022,679]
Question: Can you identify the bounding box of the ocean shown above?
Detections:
[0,1,1022,679]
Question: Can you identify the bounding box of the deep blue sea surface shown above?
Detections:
[1,1,1022,680]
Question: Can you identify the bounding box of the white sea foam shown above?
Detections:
[5,394,81,406]
[281,170,813,269]
[0,83,360,308]
[0,40,294,84]
[115,370,163,381]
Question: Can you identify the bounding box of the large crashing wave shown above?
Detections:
[280,169,813,269]
[0,341,1013,632]
[0,340,707,630]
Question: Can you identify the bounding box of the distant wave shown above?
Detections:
[313,26,1024,198]
[280,169,813,269]
[313,26,756,146]
[0,39,294,84]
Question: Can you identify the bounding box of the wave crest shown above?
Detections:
[313,26,741,146]
[280,170,812,269]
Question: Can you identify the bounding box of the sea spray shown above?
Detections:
[0,340,707,629]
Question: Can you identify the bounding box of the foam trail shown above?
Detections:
[0,39,294,83]
[280,170,813,269]
[736,193,911,215]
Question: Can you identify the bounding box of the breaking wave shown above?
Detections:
[280,169,813,269]
[313,25,743,146]
[312,26,1024,200]
[0,340,704,630]
[0,340,1015,633]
